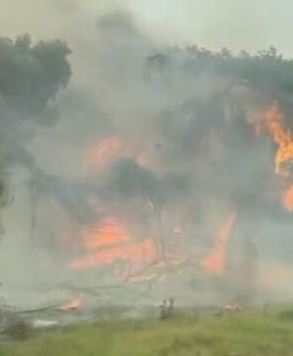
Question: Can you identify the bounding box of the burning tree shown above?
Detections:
[64,43,293,290]
[143,45,293,297]
[2,18,293,303]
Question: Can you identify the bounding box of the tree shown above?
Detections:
[0,34,71,119]
[146,46,293,100]
[0,34,71,243]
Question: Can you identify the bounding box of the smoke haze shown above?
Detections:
[0,0,292,309]
[1,0,293,53]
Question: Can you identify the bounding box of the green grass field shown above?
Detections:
[1,308,293,356]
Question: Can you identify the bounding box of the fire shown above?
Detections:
[59,296,83,311]
[71,238,156,270]
[201,211,236,275]
[84,218,129,249]
[72,131,159,275]
[259,103,293,176]
[282,185,293,211]
[257,103,293,211]
[70,216,156,271]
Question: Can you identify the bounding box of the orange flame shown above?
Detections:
[71,238,156,270]
[70,217,156,271]
[201,211,236,275]
[259,104,293,176]
[84,218,129,249]
[59,297,83,311]
[257,103,293,211]
[282,185,293,212]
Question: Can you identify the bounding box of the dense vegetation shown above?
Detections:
[0,34,71,119]
[147,46,293,98]
[2,308,293,356]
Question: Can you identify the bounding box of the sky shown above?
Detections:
[0,0,293,55]
[131,0,293,53]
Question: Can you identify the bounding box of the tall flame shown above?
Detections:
[201,211,236,275]
[260,104,293,176]
[258,103,293,211]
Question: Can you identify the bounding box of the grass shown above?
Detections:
[1,308,293,356]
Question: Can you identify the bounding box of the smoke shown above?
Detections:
[0,1,292,308]
[1,0,293,54]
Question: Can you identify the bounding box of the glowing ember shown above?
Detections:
[59,297,83,311]
[201,211,236,275]
[282,185,293,211]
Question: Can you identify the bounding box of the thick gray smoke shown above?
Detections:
[0,4,293,309]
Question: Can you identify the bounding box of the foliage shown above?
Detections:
[279,308,293,322]
[0,34,71,237]
[147,46,293,96]
[1,309,293,355]
[0,34,71,119]
[4,318,31,340]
